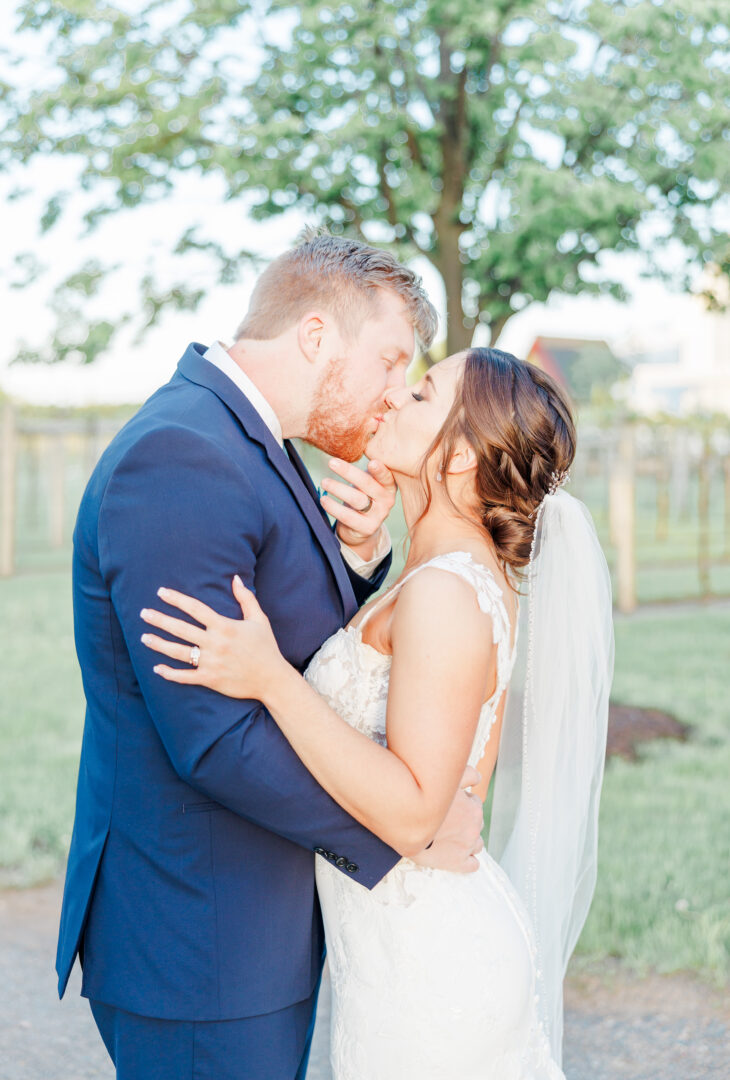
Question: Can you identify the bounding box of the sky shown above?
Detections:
[0,199,693,407]
[0,2,706,407]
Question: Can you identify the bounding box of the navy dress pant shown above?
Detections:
[89,986,319,1080]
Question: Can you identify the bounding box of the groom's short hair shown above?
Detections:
[235,228,437,349]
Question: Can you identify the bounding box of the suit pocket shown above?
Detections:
[182,801,223,814]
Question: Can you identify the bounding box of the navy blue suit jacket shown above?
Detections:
[56,343,399,1021]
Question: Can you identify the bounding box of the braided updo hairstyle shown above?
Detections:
[422,347,576,574]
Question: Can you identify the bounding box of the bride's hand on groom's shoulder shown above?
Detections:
[409,766,485,875]
[140,576,284,701]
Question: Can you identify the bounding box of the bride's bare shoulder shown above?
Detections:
[395,549,517,647]
[391,561,494,645]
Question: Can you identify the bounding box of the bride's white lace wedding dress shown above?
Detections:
[304,552,564,1080]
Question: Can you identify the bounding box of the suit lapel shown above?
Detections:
[283,440,329,524]
[176,344,355,617]
[283,440,358,612]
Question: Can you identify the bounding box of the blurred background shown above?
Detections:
[1,2,728,1077]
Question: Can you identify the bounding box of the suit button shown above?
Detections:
[326,851,337,862]
[346,863,359,874]
[335,856,347,868]
[314,847,325,856]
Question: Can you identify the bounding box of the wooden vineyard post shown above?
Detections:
[671,429,691,520]
[724,457,730,560]
[84,416,98,479]
[608,435,620,548]
[656,453,670,543]
[697,437,711,600]
[84,414,107,479]
[48,432,65,548]
[609,426,636,613]
[1,402,17,577]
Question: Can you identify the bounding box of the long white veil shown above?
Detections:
[488,490,614,1065]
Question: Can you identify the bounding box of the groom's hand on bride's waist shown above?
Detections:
[409,766,485,874]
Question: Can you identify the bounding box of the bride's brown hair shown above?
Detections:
[419,347,576,573]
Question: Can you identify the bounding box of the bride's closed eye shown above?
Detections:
[411,391,425,402]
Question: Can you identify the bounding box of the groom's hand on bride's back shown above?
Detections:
[409,766,484,874]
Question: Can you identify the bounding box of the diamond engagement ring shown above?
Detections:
[189,645,201,668]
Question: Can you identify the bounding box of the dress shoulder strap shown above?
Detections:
[357,551,513,650]
[355,559,434,632]
[417,552,514,650]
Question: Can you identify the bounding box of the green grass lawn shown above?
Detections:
[0,567,82,887]
[1,569,728,985]
[575,605,730,984]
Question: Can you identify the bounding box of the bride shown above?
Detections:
[141,346,613,1079]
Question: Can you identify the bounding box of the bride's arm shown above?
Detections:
[141,571,493,856]
[266,571,491,853]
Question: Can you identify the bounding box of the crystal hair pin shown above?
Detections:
[547,469,570,496]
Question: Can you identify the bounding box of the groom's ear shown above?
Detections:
[298,312,326,364]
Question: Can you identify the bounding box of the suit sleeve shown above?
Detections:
[98,425,400,889]
[343,539,392,607]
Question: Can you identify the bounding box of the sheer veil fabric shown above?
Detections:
[488,490,615,1065]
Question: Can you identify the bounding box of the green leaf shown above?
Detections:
[4,0,729,359]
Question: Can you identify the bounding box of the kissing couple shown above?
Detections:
[57,229,613,1079]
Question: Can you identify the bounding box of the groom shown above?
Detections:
[56,230,484,1080]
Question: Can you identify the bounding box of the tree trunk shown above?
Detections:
[433,44,469,358]
[430,215,471,355]
[488,312,514,348]
[441,244,470,355]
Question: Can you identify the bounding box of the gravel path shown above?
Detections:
[2,882,727,1080]
[0,884,111,1080]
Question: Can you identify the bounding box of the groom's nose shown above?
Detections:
[384,361,407,396]
[383,386,406,410]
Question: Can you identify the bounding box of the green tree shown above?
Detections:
[2,0,729,360]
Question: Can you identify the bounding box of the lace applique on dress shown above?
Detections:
[304,552,563,1080]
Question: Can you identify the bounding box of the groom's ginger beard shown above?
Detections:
[305,354,379,462]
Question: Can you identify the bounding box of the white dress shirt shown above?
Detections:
[203,342,391,578]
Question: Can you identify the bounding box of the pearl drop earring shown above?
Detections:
[436,470,443,482]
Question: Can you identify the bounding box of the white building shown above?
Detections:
[620,281,730,417]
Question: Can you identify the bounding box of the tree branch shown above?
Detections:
[405,126,426,172]
[377,142,399,229]
[340,195,366,234]
[490,97,525,176]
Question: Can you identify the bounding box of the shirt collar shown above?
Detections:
[203,341,284,448]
